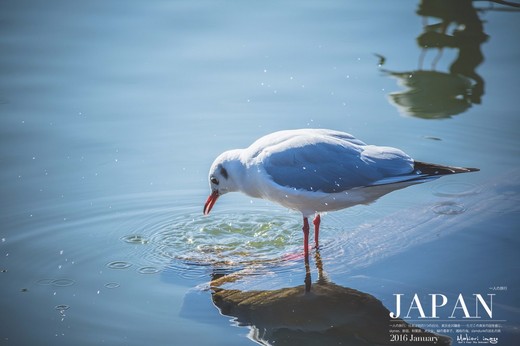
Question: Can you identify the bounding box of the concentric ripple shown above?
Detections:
[137,266,161,274]
[51,278,75,287]
[431,181,481,197]
[121,234,149,244]
[104,282,121,289]
[106,261,132,270]
[55,304,70,311]
[432,201,466,215]
[143,209,303,271]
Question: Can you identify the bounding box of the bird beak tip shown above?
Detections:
[203,191,219,215]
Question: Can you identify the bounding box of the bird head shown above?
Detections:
[203,150,241,215]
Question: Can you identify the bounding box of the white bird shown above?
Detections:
[203,129,478,257]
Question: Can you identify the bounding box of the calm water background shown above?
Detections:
[1,1,519,345]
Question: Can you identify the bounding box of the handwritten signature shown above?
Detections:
[456,334,498,344]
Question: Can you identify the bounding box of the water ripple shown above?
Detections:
[55,304,70,311]
[106,261,132,270]
[432,201,466,215]
[137,266,161,274]
[431,181,481,197]
[121,234,149,244]
[104,282,121,289]
[142,209,304,274]
[50,278,75,287]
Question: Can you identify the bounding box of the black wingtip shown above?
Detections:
[413,161,480,176]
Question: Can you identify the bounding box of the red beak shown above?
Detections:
[203,190,219,215]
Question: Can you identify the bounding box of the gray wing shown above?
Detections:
[262,140,415,193]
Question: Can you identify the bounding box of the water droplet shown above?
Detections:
[106,261,132,269]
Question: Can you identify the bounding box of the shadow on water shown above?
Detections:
[209,250,451,346]
[381,0,518,119]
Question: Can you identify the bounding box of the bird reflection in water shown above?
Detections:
[210,251,451,346]
[384,0,490,119]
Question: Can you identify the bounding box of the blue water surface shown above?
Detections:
[1,1,519,345]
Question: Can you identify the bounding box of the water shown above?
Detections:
[1,1,519,345]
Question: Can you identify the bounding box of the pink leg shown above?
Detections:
[302,217,310,258]
[313,214,321,248]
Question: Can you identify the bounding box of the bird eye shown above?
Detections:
[210,176,219,185]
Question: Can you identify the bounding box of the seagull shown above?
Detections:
[203,129,478,257]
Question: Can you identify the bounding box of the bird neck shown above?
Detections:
[218,150,264,198]
[224,155,262,198]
